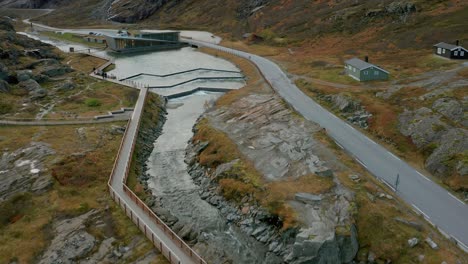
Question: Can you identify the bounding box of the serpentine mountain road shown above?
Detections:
[183,38,468,250]
[21,17,467,250]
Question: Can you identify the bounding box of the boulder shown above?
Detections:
[432,98,463,123]
[29,87,48,100]
[398,107,449,148]
[16,70,33,82]
[394,217,423,231]
[0,80,9,93]
[425,237,438,250]
[212,159,239,181]
[0,62,8,80]
[425,128,468,177]
[41,64,73,77]
[58,80,76,91]
[408,237,419,247]
[329,94,361,113]
[109,125,126,135]
[0,142,55,201]
[0,18,15,32]
[33,74,50,83]
[19,79,48,100]
[19,79,42,91]
[295,193,322,204]
[38,210,97,264]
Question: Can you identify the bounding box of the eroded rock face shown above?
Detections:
[432,97,464,124]
[399,107,467,182]
[425,128,468,177]
[0,80,9,93]
[40,64,73,77]
[398,107,449,148]
[186,93,358,263]
[19,79,48,100]
[37,208,162,264]
[39,210,98,264]
[207,94,335,181]
[319,93,371,129]
[107,0,172,23]
[0,142,55,201]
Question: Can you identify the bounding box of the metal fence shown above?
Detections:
[107,88,207,264]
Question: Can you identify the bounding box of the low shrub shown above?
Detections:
[85,98,101,107]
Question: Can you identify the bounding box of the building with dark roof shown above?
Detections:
[344,57,389,82]
[433,41,467,60]
[104,31,187,53]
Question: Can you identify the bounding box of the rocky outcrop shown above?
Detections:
[425,128,468,178]
[40,64,73,77]
[107,0,173,23]
[39,210,97,264]
[129,95,167,194]
[185,93,358,263]
[432,97,464,124]
[0,142,55,202]
[399,107,467,185]
[0,80,9,93]
[320,93,371,129]
[236,0,269,19]
[38,209,161,263]
[0,0,67,8]
[398,107,449,149]
[19,79,48,100]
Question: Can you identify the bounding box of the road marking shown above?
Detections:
[416,171,431,182]
[334,140,344,149]
[345,123,354,130]
[452,236,468,253]
[356,159,368,169]
[387,151,400,160]
[437,227,451,239]
[412,204,430,220]
[379,178,396,192]
[367,138,377,145]
[447,192,465,205]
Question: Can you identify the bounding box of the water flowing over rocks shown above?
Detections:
[144,94,279,264]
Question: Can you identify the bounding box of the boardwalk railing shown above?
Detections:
[120,67,242,81]
[106,87,207,264]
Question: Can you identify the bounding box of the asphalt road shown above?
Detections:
[184,39,468,251]
[21,17,468,253]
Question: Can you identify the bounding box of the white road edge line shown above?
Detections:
[387,151,400,160]
[417,171,431,182]
[452,236,468,253]
[356,159,368,169]
[412,204,430,220]
[379,178,396,192]
[334,140,344,150]
[447,192,465,205]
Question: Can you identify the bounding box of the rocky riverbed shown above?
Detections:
[142,93,281,264]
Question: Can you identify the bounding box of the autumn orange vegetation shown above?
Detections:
[194,118,334,229]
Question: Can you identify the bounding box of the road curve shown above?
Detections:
[184,38,468,251]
